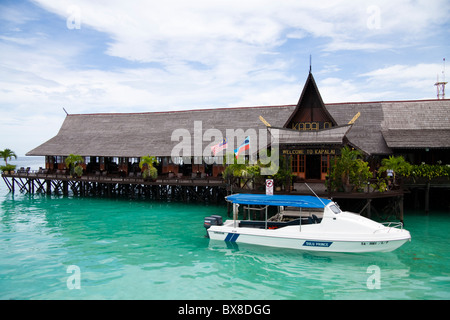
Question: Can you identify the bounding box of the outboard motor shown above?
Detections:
[204,215,223,237]
[210,215,223,226]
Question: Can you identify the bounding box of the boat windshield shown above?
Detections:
[329,204,341,214]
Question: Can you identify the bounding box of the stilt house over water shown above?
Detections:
[26,72,450,182]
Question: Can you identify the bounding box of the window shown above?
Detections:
[299,155,305,172]
[329,204,341,214]
[291,155,298,172]
[321,155,329,173]
[291,155,305,174]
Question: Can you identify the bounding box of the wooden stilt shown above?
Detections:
[359,198,372,217]
[398,195,404,225]
[2,176,13,192]
[63,181,68,195]
[425,181,430,214]
[1,173,226,203]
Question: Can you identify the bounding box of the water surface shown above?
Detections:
[0,160,449,300]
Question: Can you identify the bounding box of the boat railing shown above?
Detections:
[375,221,404,233]
[243,205,268,219]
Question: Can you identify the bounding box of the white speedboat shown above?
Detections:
[205,194,411,253]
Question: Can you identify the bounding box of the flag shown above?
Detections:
[234,136,250,159]
[211,138,227,156]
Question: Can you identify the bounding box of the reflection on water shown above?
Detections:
[0,189,449,300]
[208,241,411,299]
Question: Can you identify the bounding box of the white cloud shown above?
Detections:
[319,77,365,103]
[1,0,448,155]
[318,63,445,103]
[31,0,449,63]
[361,63,444,93]
[34,0,285,65]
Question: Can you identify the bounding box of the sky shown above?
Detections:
[0,0,449,156]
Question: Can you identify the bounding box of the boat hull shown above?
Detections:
[208,225,410,253]
[213,194,412,253]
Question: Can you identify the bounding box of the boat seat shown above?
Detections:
[312,214,321,224]
[307,214,322,224]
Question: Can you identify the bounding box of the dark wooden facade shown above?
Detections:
[285,72,337,130]
[281,72,344,181]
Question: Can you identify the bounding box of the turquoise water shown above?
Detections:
[0,159,449,299]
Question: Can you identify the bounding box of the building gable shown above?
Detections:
[284,72,337,130]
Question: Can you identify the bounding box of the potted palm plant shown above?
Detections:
[65,154,84,178]
[0,148,17,174]
[328,146,370,192]
[379,155,412,188]
[139,155,159,181]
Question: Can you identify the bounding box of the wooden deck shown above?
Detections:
[2,171,227,203]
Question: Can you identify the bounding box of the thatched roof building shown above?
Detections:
[26,99,450,158]
[26,72,450,179]
[26,105,294,158]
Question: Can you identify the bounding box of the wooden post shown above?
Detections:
[285,154,290,193]
[398,195,404,225]
[46,180,51,194]
[63,181,68,195]
[425,181,430,214]
[358,198,372,217]
[2,176,14,192]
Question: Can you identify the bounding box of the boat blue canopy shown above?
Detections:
[226,194,332,208]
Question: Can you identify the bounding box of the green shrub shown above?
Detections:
[0,164,17,173]
[327,146,370,192]
[411,163,450,180]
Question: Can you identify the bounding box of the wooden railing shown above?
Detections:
[2,170,226,186]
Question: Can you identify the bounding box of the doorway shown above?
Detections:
[305,155,321,180]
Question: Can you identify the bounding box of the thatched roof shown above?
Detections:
[26,98,450,158]
[380,100,450,149]
[382,129,450,149]
[26,63,450,161]
[26,106,295,158]
[269,124,352,146]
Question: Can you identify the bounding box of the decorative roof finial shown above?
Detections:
[309,55,312,73]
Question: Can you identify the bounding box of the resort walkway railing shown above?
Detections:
[2,170,226,186]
